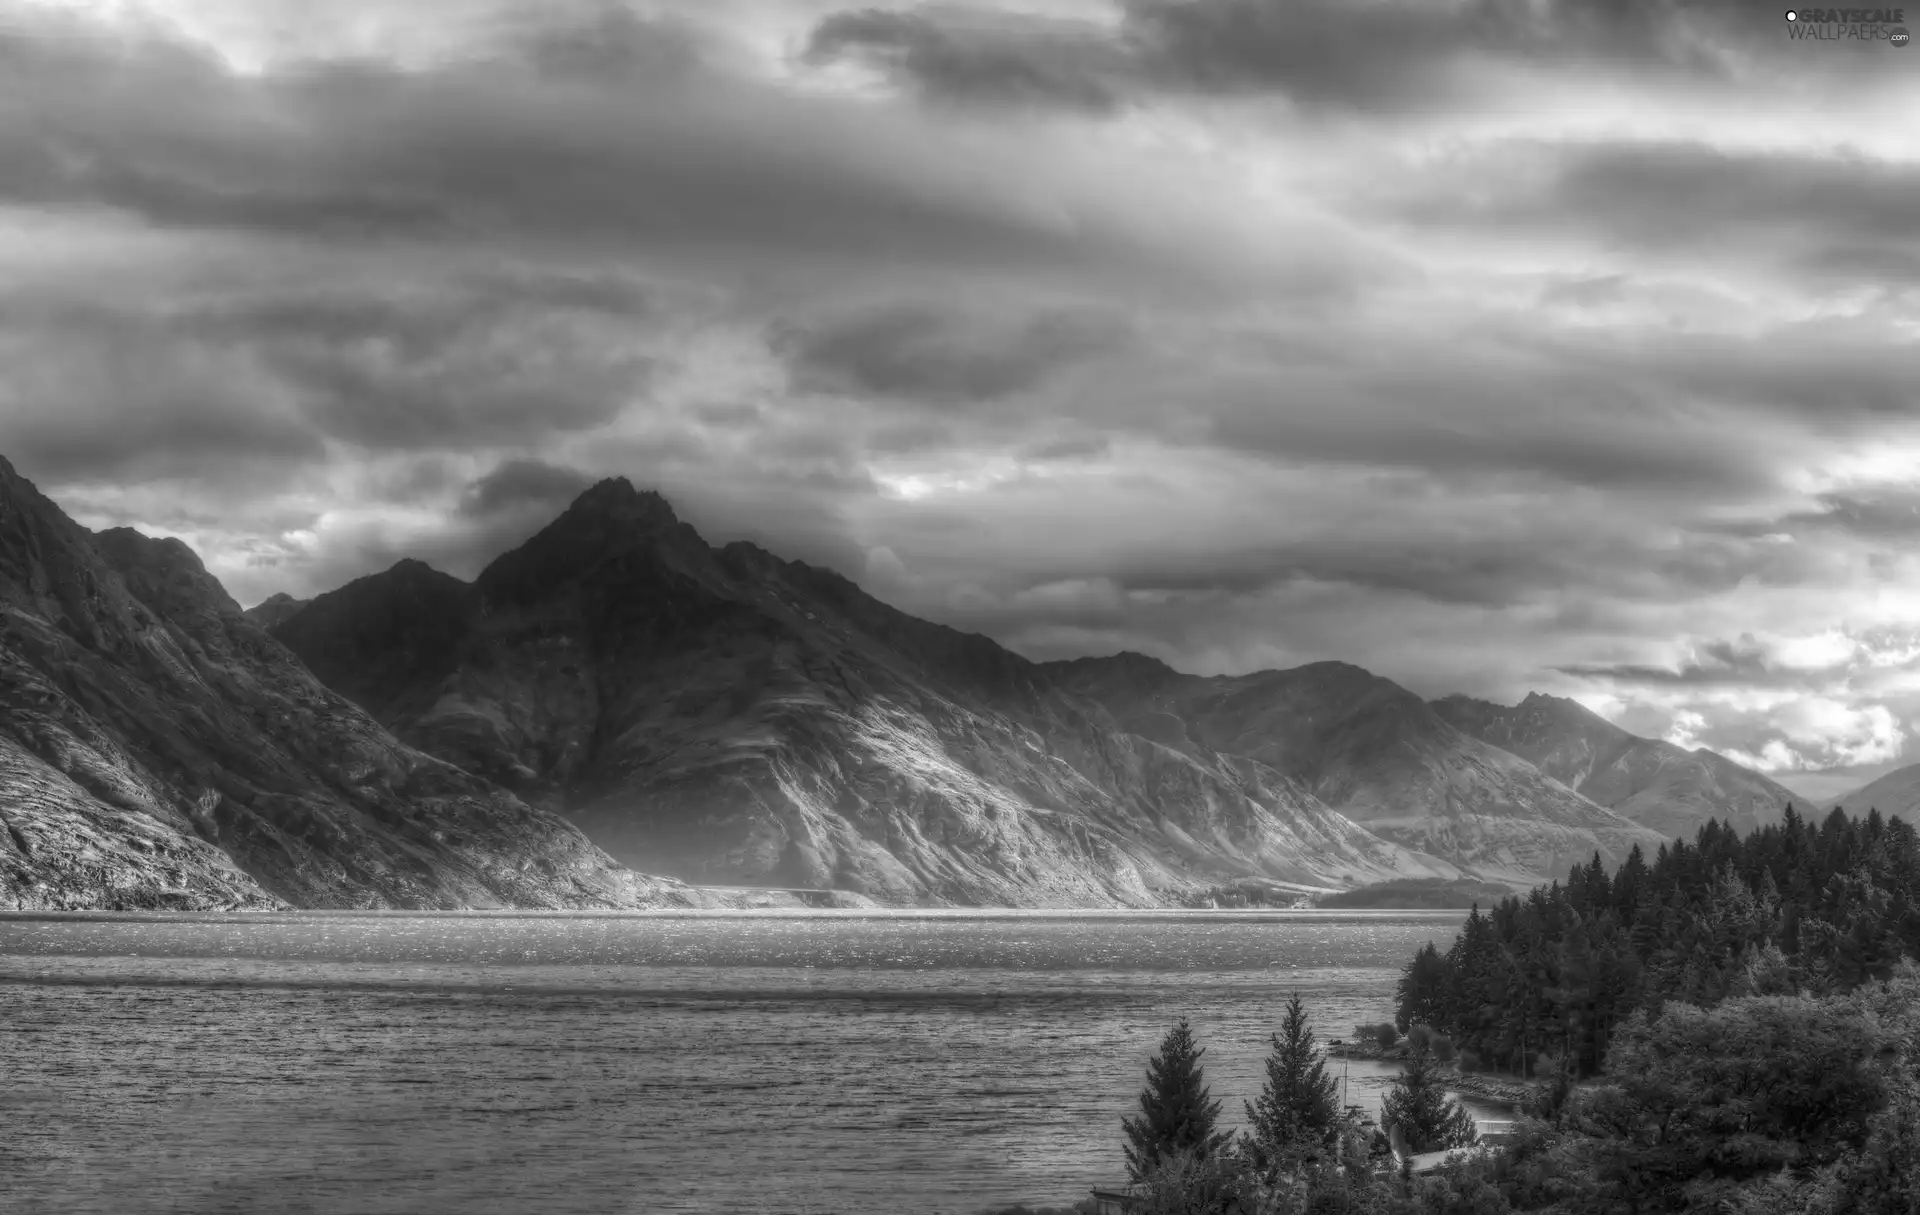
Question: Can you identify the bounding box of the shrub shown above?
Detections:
[1432,1035,1457,1064]
[1458,1049,1482,1074]
[1370,1022,1400,1049]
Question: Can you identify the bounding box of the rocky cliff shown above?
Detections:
[0,456,662,910]
[264,479,1447,905]
[1045,655,1667,886]
[1431,691,1793,842]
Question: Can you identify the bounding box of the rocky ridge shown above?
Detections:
[1044,655,1667,886]
[0,456,668,910]
[1431,691,1794,842]
[263,479,1448,906]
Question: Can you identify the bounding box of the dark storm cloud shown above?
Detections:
[0,8,1206,288]
[1553,629,1920,693]
[1560,638,1785,687]
[515,3,708,83]
[776,302,1132,404]
[458,459,597,518]
[1705,493,1920,545]
[0,303,324,484]
[806,0,1865,117]
[1380,140,1920,290]
[1397,140,1920,251]
[1195,343,1780,495]
[806,7,1128,113]
[1065,519,1827,611]
[1788,493,1920,539]
[0,262,661,494]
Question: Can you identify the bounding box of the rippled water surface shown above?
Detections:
[0,909,1477,1214]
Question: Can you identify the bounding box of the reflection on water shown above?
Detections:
[0,910,1478,1215]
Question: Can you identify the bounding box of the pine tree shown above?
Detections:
[1395,942,1449,1032]
[1244,993,1342,1169]
[1381,1040,1476,1154]
[1122,1018,1229,1182]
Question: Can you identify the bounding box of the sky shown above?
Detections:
[2,0,1918,801]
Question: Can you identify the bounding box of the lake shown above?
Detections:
[0,909,1478,1215]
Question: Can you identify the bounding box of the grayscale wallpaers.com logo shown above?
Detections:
[1784,8,1910,43]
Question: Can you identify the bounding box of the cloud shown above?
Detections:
[458,458,597,518]
[1379,139,1920,290]
[4,0,1920,792]
[807,0,1910,118]
[776,301,1131,404]
[807,7,1129,113]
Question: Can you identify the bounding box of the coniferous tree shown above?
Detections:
[1122,1018,1229,1182]
[1244,993,1341,1170]
[1395,806,1920,1079]
[1381,1040,1476,1153]
[1394,942,1449,1032]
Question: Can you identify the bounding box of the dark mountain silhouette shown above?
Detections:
[1431,691,1793,842]
[0,455,660,910]
[11,462,1797,909]
[262,478,1444,905]
[241,591,309,630]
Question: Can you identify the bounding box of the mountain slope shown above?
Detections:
[0,455,661,911]
[241,592,309,630]
[1431,692,1793,842]
[1045,655,1666,885]
[266,480,1446,906]
[1834,766,1920,824]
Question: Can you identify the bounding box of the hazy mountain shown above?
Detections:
[1431,692,1794,842]
[0,455,661,911]
[1044,654,1666,886]
[1833,765,1920,824]
[265,478,1446,906]
[241,592,310,630]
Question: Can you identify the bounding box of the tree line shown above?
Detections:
[1395,805,1920,1079]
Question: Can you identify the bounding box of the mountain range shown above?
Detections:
[2,458,1804,908]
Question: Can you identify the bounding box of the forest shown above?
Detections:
[1088,807,1920,1214]
[1394,806,1920,1078]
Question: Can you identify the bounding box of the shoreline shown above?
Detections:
[1326,1040,1545,1109]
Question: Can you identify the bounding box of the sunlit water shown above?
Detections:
[0,909,1483,1215]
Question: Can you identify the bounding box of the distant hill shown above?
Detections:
[1431,691,1794,842]
[1833,764,1920,824]
[241,591,309,630]
[1044,656,1665,886]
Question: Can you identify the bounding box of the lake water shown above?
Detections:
[0,909,1479,1215]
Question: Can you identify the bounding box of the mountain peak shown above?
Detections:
[385,557,454,581]
[564,477,680,527]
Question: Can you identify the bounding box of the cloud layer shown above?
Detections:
[5,0,1919,797]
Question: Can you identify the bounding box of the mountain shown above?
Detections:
[1834,766,1920,824]
[263,479,1447,906]
[1044,655,1667,886]
[1431,692,1793,842]
[0,455,663,911]
[241,592,309,630]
